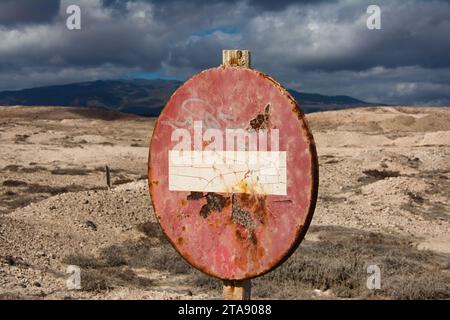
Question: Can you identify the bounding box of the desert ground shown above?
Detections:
[0,105,449,300]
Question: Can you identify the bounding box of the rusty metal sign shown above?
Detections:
[148,64,318,280]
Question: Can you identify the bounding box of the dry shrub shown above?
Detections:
[136,222,166,240]
[79,269,111,292]
[63,225,450,299]
[249,226,450,299]
[100,245,128,267]
[50,168,90,175]
[2,180,28,187]
[381,273,449,300]
[63,253,153,292]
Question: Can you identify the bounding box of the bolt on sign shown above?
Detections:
[148,50,318,286]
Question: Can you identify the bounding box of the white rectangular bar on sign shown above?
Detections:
[168,150,287,195]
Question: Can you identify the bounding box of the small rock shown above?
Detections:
[2,256,17,266]
[85,220,97,231]
[33,281,41,287]
[36,251,46,257]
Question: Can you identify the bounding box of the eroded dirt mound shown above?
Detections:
[0,181,212,299]
[0,106,142,121]
[307,106,450,132]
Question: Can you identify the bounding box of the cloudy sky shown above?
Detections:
[0,0,449,105]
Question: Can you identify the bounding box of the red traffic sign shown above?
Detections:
[148,65,318,280]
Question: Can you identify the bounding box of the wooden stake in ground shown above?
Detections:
[222,49,252,300]
[223,280,251,300]
[105,165,111,189]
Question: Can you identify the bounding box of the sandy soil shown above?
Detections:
[0,105,448,299]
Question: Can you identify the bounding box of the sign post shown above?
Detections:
[223,279,251,300]
[222,50,252,300]
[148,49,318,300]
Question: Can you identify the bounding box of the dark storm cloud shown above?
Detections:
[0,0,60,26]
[102,0,332,12]
[296,1,450,71]
[0,0,449,105]
[166,0,450,72]
[144,0,450,99]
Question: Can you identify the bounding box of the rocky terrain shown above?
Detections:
[0,105,449,300]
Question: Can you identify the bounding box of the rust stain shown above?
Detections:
[187,191,204,200]
[199,192,229,218]
[272,199,293,203]
[231,194,256,230]
[257,247,265,259]
[229,51,242,67]
[249,103,270,131]
[235,228,247,241]
[249,231,257,246]
[236,191,269,225]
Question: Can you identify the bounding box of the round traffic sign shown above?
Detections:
[148,66,318,280]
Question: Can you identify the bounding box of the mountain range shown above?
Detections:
[0,79,374,116]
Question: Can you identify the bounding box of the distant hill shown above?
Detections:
[288,90,373,113]
[0,79,375,116]
[0,79,181,117]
